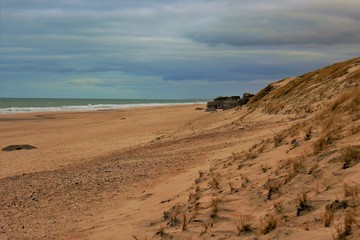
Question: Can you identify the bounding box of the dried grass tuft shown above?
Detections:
[340,146,360,169]
[259,215,277,235]
[210,198,220,219]
[182,213,187,231]
[324,208,334,227]
[334,211,358,240]
[264,179,281,200]
[296,193,313,216]
[235,215,253,235]
[313,132,340,154]
[200,222,210,236]
[155,225,166,237]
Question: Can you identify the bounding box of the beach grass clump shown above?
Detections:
[263,102,285,114]
[188,191,200,204]
[334,211,358,240]
[343,183,359,199]
[343,183,359,207]
[264,178,281,200]
[182,213,187,231]
[200,222,210,236]
[259,214,277,235]
[349,124,360,135]
[210,198,220,219]
[238,173,250,188]
[245,152,258,160]
[234,215,253,235]
[260,164,270,173]
[209,176,220,190]
[232,152,243,161]
[296,193,313,216]
[273,200,284,214]
[324,207,334,227]
[340,146,360,169]
[165,204,181,226]
[273,133,285,147]
[313,132,340,154]
[292,158,306,174]
[228,181,238,193]
[247,84,274,106]
[132,235,148,240]
[330,85,360,115]
[155,225,166,237]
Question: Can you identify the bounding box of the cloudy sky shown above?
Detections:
[1,0,359,99]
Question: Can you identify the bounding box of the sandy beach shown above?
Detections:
[0,105,207,238]
[0,105,208,178]
[0,103,288,239]
[1,58,359,240]
[0,99,295,239]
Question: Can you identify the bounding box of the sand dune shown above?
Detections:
[1,57,359,240]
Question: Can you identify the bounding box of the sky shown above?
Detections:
[1,0,360,99]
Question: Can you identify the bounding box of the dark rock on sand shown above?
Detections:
[2,145,37,151]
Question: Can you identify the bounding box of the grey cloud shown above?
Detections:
[1,0,359,99]
[185,2,360,46]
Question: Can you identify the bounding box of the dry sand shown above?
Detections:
[0,105,208,238]
[0,104,287,239]
[1,96,359,240]
[0,105,208,178]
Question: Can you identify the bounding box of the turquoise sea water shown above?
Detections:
[0,98,207,114]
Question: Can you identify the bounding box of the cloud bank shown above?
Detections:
[1,0,359,98]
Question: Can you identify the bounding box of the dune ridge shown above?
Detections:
[133,57,360,240]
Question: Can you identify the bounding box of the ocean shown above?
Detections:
[0,98,207,114]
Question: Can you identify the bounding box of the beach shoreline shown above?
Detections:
[0,104,207,178]
[0,98,206,114]
[0,102,283,239]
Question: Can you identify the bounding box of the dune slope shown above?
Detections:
[137,57,360,240]
[0,57,359,240]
